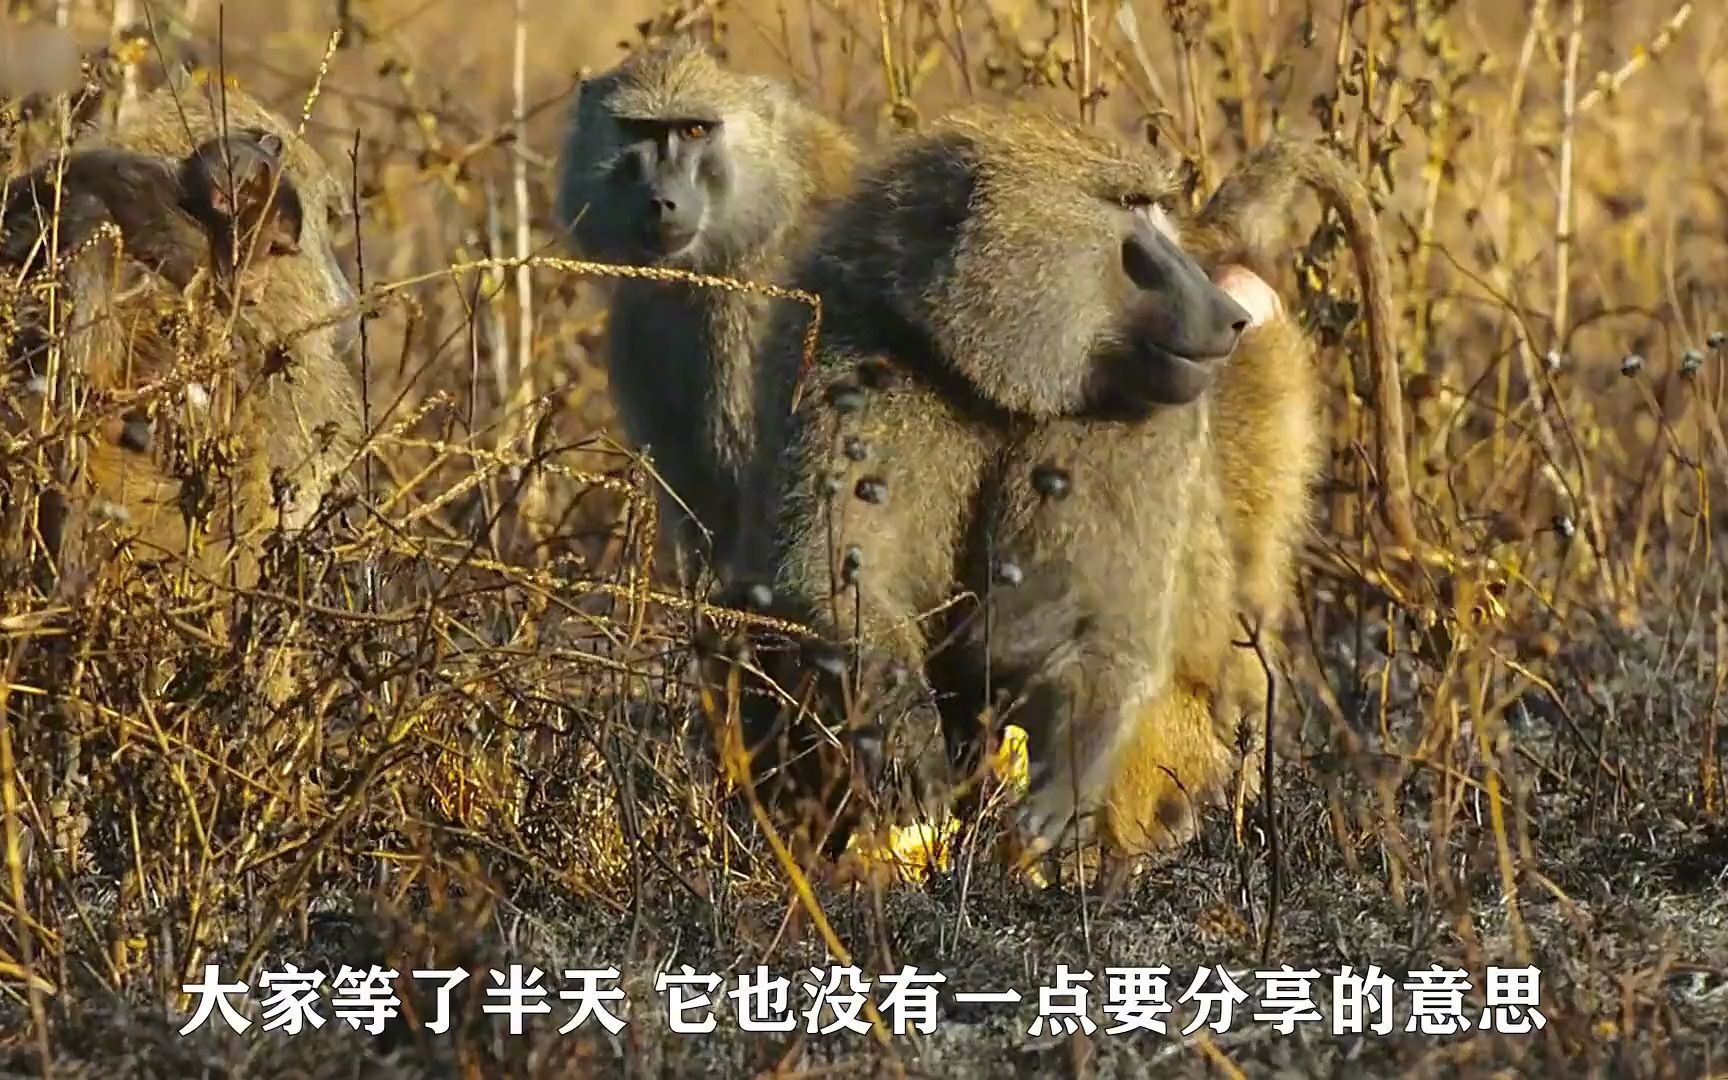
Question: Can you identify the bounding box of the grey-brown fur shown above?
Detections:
[89,81,366,535]
[728,109,1399,863]
[3,128,308,312]
[727,104,1266,855]
[553,37,858,590]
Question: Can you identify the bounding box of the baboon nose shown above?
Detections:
[1124,230,1249,360]
[1207,289,1253,355]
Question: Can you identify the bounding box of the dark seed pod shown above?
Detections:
[854,477,888,504]
[842,435,871,462]
[1031,463,1072,500]
[1619,353,1644,377]
[1681,349,1704,378]
[1543,349,1564,372]
[1709,330,1726,349]
[819,473,842,498]
[825,382,866,413]
[118,413,153,454]
[1551,513,1576,541]
[811,647,847,679]
[993,559,1025,587]
[841,544,865,586]
[856,356,896,390]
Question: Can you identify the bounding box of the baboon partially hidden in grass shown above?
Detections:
[554,36,859,592]
[1,83,364,594]
[731,105,1405,865]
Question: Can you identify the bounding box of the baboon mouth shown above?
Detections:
[1133,341,1228,406]
[643,224,699,257]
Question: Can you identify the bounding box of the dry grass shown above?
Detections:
[0,0,1724,1075]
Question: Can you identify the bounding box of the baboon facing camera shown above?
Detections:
[731,105,1399,865]
[554,36,859,591]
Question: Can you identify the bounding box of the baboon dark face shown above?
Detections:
[178,128,306,263]
[108,91,364,361]
[557,40,804,275]
[599,114,729,260]
[1093,197,1252,409]
[1,130,315,306]
[815,107,1250,417]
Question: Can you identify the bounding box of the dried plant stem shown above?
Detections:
[1550,0,1620,608]
[0,639,51,1073]
[511,0,533,386]
[110,0,139,124]
[1552,0,1583,354]
[1577,2,1694,114]
[875,0,902,108]
[1072,0,1093,123]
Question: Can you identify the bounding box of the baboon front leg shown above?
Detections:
[973,413,1210,855]
[746,370,993,848]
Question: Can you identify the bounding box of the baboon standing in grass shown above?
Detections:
[553,37,859,591]
[730,105,1406,862]
[2,83,364,590]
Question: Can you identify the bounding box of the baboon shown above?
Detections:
[730,105,1405,862]
[553,36,858,590]
[2,83,364,590]
[2,129,306,297]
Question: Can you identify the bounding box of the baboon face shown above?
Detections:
[559,40,795,273]
[833,108,1250,417]
[179,128,306,263]
[596,108,728,261]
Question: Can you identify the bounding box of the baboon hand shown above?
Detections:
[1213,264,1282,329]
[1012,771,1094,860]
[847,664,954,833]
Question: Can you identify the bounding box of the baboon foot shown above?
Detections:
[1096,677,1240,856]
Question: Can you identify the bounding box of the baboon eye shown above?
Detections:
[679,122,710,140]
[1120,192,1175,214]
[1121,193,1178,236]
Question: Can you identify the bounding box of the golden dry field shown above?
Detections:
[0,0,1726,1075]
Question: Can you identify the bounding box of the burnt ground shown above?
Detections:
[3,599,1724,1080]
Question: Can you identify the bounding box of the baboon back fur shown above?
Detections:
[736,106,1390,862]
[3,82,363,593]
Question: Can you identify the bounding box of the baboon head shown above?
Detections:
[805,106,1252,417]
[108,84,361,359]
[179,128,306,268]
[557,37,820,272]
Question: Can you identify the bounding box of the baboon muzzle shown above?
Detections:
[1102,229,1252,408]
[1122,229,1252,363]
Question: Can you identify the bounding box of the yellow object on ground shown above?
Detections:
[844,725,1033,883]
